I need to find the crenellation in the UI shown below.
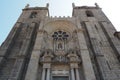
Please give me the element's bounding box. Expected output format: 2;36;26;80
58;16;61;18
48;16;72;19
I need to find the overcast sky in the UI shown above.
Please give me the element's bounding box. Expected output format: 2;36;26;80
0;0;120;45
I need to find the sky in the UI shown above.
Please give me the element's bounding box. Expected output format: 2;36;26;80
0;0;120;45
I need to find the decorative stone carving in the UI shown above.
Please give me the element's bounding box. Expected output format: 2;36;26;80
39;49;52;64
54;55;68;63
52;30;69;52
52;70;69;75
25;4;29;8
67;50;81;63
95;3;100;8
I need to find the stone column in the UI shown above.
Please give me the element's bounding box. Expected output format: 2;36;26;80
70;63;80;80
42;52;52;80
25;22;44;80
46;68;50;80
75;68;80;80
68;53;79;80
71;68;75;80
41;68;46;80
76;18;96;80
42;63;51;80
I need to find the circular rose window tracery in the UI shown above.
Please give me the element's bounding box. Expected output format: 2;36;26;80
52;30;69;40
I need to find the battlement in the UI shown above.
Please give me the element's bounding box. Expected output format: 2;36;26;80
72;3;100;9
47;16;72;19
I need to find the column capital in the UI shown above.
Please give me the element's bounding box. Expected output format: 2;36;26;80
70;63;79;68
43;63;51;68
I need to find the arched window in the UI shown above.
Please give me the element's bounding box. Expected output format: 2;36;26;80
86;10;94;17
52;30;69;51
52;30;69;41
30;12;37;18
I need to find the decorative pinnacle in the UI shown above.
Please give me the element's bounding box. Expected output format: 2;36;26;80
25;4;30;8
72;3;75;8
95;3;99;8
46;3;49;8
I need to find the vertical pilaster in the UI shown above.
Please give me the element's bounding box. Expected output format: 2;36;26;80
100;22;120;58
25;21;44;80
84;21;111;80
8;59;24;80
0;22;21;64
80;50;96;80
8;22;37;80
76;18;96;80
0;22;21;74
1;22;21;50
18;22;36;56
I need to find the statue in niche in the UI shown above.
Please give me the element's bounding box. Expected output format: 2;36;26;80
58;43;62;50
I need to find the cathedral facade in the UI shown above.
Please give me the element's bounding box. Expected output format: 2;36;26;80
0;3;120;80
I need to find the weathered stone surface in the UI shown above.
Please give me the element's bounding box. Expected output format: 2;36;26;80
0;3;120;80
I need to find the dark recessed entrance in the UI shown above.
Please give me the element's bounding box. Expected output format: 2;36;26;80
52;76;69;80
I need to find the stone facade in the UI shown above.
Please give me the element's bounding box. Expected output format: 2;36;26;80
0;3;120;80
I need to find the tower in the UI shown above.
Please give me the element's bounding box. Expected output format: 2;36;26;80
0;3;120;80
